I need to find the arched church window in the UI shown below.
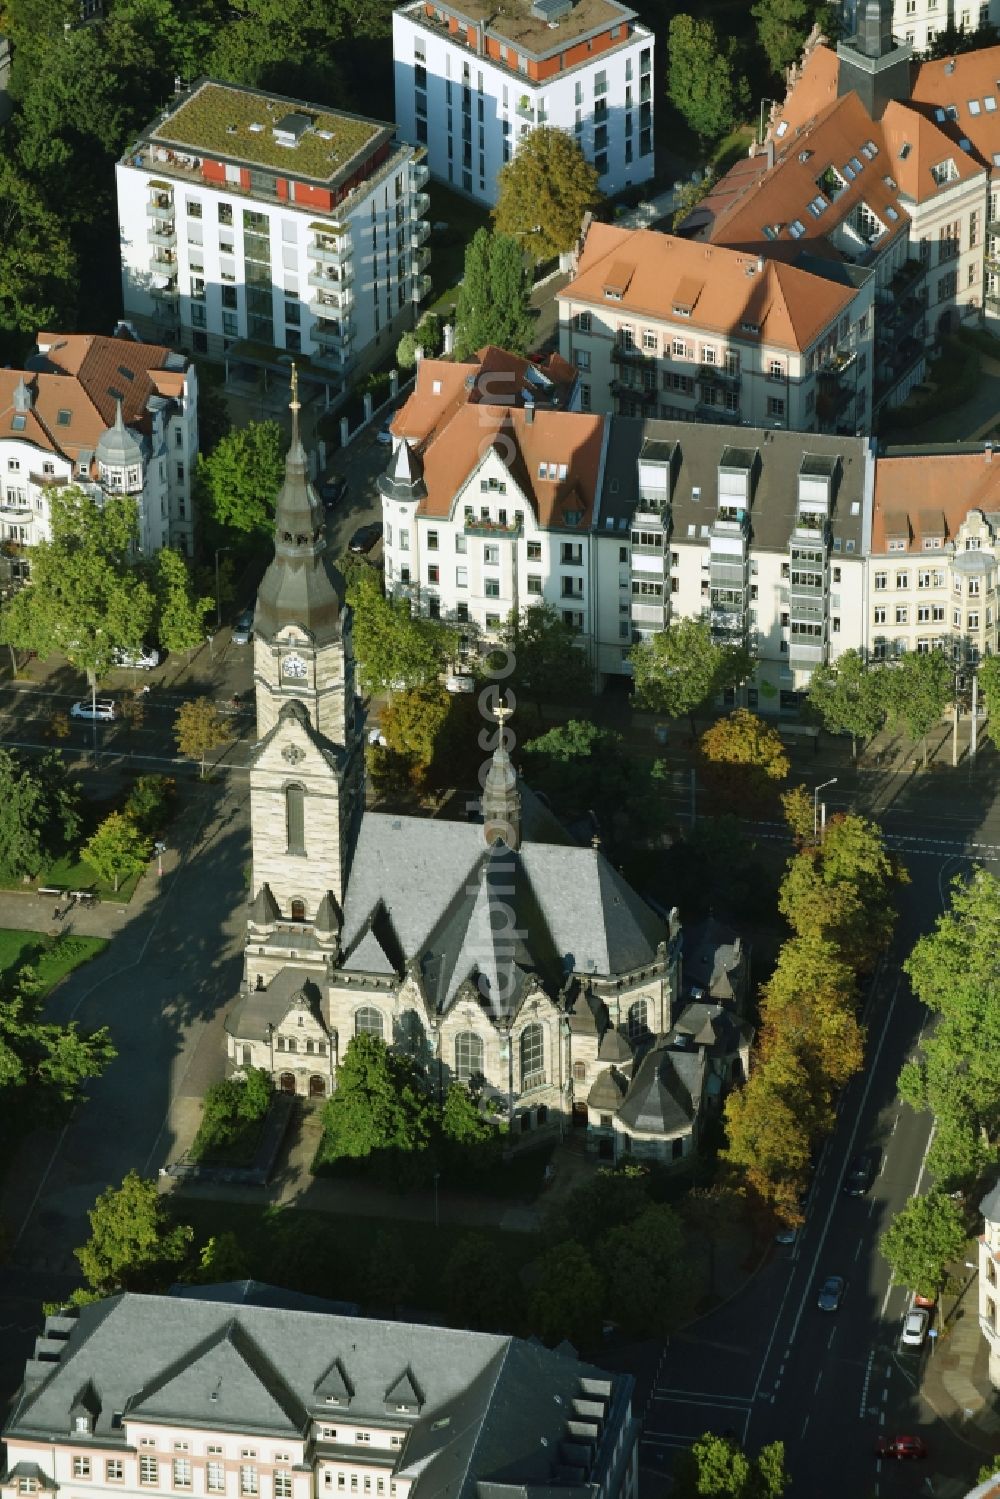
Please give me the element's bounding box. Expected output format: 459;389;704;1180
454;1031;483;1082
520;1023;544;1090
355;1006;384;1039
626;998;650;1044
285;784;305;855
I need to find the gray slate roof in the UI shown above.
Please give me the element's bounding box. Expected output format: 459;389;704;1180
981;1178;1000;1224
170;1283;358;1316
226;969;326;1041
7;1294;631;1499
597;418;869;556
683;916;745;1004
617;1044;706;1136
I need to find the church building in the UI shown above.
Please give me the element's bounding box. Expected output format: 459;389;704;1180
225;382;702;1154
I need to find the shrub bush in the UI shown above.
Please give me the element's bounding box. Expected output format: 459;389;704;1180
123;775;176;836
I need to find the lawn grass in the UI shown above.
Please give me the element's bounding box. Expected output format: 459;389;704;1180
175;1196;540;1316
189;1111;268;1167
0;929;108;996
0;792;145;903
426;182;492;317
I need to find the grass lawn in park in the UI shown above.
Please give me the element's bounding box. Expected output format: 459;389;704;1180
0;929;108;996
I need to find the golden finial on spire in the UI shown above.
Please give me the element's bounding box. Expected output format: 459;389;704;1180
494;700;512;729
289;362;300;413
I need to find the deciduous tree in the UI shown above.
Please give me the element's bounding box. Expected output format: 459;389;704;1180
0;160;77;355
778;813;904;970
667;15;750;144
759;935;863;1095
314;1034;437;1182
0;749;80;881
880;1191;966;1300
75;1170;193;1294
723;1049;819;1220
597;1205;698;1337
380;685;452;786
154;549;213;656
454;229;533;360
443;1233;515;1331
190;1231;251;1285
528;1240;604;1349
673;1433;789;1499
81;812;151;893
352;569;458;697
174;697;230;778
979;654;1000;746
496;603;592;721
698;709;789;811
885;647;953;768
196;420;285;539
630;617;753;735
752;0;811;76
805;649;887;759
493;126;600;263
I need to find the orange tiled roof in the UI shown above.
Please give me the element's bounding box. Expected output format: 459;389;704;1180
881;98;985;199
872;450;1000;551
910;46;1000;172
560;221;858;353
704;92;909;258
392;346;577;449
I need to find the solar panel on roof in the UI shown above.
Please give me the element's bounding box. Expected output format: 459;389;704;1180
11;414;25;431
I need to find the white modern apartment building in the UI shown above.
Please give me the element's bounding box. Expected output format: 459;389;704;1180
116;79;431;393
867;445;1000;662
559;221;876;434
593;421;872;708
0;328;198;568
392;0;653;206
0;1291;639;1499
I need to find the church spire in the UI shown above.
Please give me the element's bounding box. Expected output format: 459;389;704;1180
254;364;343;646
482;703;521;851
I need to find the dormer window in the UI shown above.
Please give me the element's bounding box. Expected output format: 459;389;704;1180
75;1416;91;1434
931;158;959;186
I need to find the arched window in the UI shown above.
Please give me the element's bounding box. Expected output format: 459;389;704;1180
355;1006;384;1039
520;1023;544;1090
454;1031;483;1082
290;898;306;921
285;784;305;855
626;998;650;1044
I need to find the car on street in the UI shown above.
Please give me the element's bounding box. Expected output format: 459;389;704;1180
843;1152;877;1197
817;1274;845;1311
774;1224;798;1246
913;1290;938;1309
232;608;254;646
901;1308;929;1346
319;477;347;508
875;1434;928;1460
112;645;161;670
349;522;383;554
70;698;118;721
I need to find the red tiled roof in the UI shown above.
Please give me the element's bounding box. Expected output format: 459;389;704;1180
872;450;1000;550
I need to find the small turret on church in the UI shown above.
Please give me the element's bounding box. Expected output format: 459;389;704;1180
481;706;521;851
836;0;912;119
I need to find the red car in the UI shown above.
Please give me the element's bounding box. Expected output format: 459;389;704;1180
913;1291;937;1309
876;1435;928;1460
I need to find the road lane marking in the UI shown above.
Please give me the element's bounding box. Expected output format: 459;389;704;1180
827;1329;836;1349
801;1414;810;1438
653;1387;751;1404
650;1393;753;1412
860;1349;875;1416
855;1238;864;1261
814;1372;823;1394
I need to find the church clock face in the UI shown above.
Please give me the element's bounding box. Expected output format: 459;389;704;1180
282;652;308;680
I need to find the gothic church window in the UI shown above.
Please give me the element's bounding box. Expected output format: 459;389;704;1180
355;1006;384;1039
285;784;305;855
454;1031;483;1081
520;1023;544;1090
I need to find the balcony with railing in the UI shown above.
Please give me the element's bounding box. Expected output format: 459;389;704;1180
411;273;432;301
150;256;179;280
411;192;430;219
465;517;523;538
412;219;431;248
312;319;354;354
310;236;351;265
631;601;668;628
146;198;175;221
698;362;741;388
611;379;656;404
411;160;430;191
147;224;177;248
310;287;353;317
696;402;742;425
151;284;179;303
411;246;431;276
611;343;654;367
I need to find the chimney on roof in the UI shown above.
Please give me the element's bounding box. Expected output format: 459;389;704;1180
986;442;993;463
524;398;534;424
945;56;956;74
757;255;764;273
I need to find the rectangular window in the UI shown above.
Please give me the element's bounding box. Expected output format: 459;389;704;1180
455;566;467;588
240;1471;258;1496
483;544;499;565
427;530;439;550
140;1458;159;1486
427;564;439;584
106;1463;124;1484
173;1462;192;1490
527;574;542;594
874;571;887;590
274;1479;292;1499
73;1460;92;1480
896;572;909;590
484;578;501;597
207;1465;225;1493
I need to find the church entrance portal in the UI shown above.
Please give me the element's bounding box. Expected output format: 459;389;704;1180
309;1074;326;1097
279;1072;296;1094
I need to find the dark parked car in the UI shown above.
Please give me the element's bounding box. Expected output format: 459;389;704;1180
875;1434;928;1460
318;477;347;508
349;522;383;555
844;1152;877;1197
817;1275;846;1312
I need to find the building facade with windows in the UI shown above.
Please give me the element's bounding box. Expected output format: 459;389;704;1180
979;1176;1000;1389
0;1290;640;1499
866;447;1000;662
116;79;430;390
592;420;872;708
558;221;875;433
0;329;198;566
392;0;653;206
874;0;1000;56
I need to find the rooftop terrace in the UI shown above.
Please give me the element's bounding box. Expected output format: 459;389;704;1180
403;0;640;56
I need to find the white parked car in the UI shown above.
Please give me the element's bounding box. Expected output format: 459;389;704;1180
70;699;118;722
112;646;160;670
445;674;476;694
902;1309;929;1347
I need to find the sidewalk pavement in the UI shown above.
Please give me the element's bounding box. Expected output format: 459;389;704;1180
921;1277;1000;1458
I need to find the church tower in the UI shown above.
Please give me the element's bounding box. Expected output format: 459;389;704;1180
247;371;362;926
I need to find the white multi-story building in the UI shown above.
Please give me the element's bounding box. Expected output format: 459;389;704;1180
392;0;653;206
0;1291;640;1499
844;0;1000;54
559;221;876;434
0;328;198;569
116;79;431;394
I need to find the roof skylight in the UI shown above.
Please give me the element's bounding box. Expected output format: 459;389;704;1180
987;96;998;112
969;98;982;115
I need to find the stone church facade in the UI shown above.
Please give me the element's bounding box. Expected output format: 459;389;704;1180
226;382;690;1147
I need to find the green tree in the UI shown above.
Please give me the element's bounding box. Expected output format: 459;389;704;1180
367;1230;416;1312
752;0;811;76
75;1170;194;1293
521;720;631;820
724;1049;821;1220
314;1034;437;1182
380;684;452;786
443;1233;514;1331
598;1205;697;1337
81;812;151;893
493;126;600;263
440;1082;494;1148
545;1165;651;1249
805;649;887;759
926;18;1000;56
880;1192;966;1300
395;330;418;370
698;709;790;811
759;935;864;1096
123;775;176;837
778;813;904;970
190;1231;251;1284
454;229;533;361
0;160;77;354
528;1240;604;1348
0;487;154;693
0;959;116;1125
196;420;285;539
414;311;442;356
979;654;1000;746
630;617;752;736
671;170;717;232
352;569;457;697
885;647;953;768
673;1433;789;1499
174;697;230;778
667;14;751;144
0;749;80;880
154;548;213;656
497;603;592;721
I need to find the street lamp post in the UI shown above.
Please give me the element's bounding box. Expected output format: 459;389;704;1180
813;777;838;839
214;547;232;630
